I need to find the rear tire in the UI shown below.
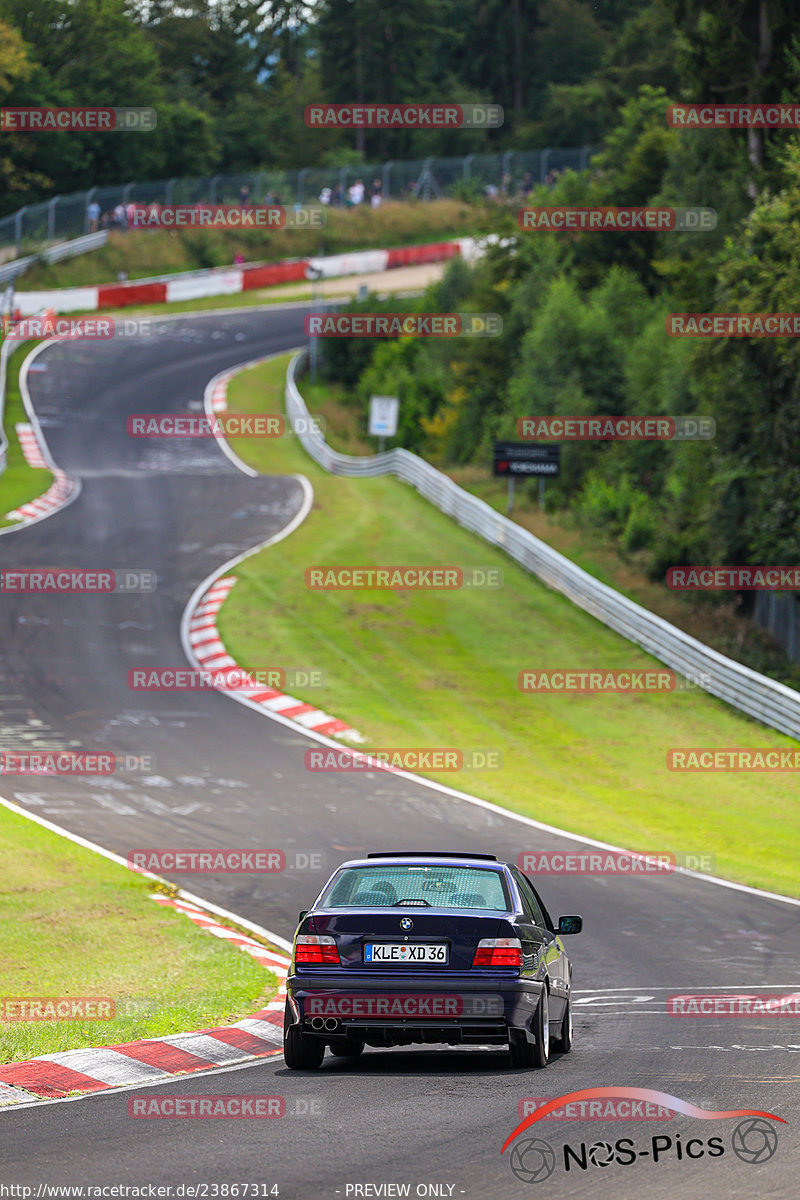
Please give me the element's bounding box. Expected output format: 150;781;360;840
509;989;551;1068
551;998;572;1054
283;1007;325;1070
328;1036;365;1058
530;988;550;1068
509;1031;536;1068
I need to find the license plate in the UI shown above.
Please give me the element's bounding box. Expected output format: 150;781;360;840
364;942;448;964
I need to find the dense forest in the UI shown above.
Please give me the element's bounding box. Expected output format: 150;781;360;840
2;0;799;640
308;3;800;623
0;0;681;207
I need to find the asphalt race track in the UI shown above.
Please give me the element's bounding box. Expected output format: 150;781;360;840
0;307;798;1198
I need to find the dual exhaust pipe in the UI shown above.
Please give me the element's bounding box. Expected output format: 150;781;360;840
310;1016;340;1031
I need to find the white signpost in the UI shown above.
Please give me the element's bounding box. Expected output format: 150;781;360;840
368;394;399;452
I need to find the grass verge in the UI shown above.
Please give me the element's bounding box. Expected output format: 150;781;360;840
292;371;800;692
215;353;800;898
0;803;280;1063
0;341;52;529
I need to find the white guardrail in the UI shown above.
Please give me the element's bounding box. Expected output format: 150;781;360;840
286;349;800;741
0;232;108;288
40;230;108;265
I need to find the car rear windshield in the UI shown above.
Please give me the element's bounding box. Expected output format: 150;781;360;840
318;864;509;910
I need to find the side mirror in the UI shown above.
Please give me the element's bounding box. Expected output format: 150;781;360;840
297;910;308;925
558;914;583;935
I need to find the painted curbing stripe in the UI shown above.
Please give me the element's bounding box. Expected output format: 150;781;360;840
189;630;222;646
195;642;227;659
184;576;365;737
15;423;47;466
199;654;237;670
309;718;351;736
0;1082;37;1106
7;397;80;528
38;1047;170;1086
232;1018;284;1044
0;1060;111;1098
159;1032;258;1065
198;1027;280;1056
276;702;317;719
251;1008;285;1024
110;1040;217;1073
257;694;306;713
198;925;255;943
294;709;341;729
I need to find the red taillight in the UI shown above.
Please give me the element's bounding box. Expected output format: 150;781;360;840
472;937;523;968
294;934;340;965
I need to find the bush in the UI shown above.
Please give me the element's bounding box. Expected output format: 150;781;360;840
621;492;658;553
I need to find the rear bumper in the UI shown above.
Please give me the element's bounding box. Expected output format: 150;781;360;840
286;972;542;1045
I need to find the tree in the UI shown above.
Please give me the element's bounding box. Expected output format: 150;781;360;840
664;0;797;193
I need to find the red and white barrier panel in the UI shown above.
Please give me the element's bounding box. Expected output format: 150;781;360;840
15;240;476;316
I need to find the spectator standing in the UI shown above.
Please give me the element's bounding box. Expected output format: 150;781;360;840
239;184;250;207
370;179;382;208
87;200;101;233
348;178;365;205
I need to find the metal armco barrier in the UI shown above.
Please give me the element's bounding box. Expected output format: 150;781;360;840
41;230;108;264
286;350;800;741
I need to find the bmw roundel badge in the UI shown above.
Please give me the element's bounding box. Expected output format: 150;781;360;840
400;917;413;930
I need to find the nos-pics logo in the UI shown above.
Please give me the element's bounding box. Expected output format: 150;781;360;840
502;1089;782;1183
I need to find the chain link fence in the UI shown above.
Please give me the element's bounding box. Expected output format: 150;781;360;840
0;147;595;262
754;593;800;664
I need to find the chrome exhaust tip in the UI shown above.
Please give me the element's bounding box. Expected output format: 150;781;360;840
310;1016;326;1030
324;1017;340;1032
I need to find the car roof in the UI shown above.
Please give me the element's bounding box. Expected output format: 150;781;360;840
335;853;507;870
